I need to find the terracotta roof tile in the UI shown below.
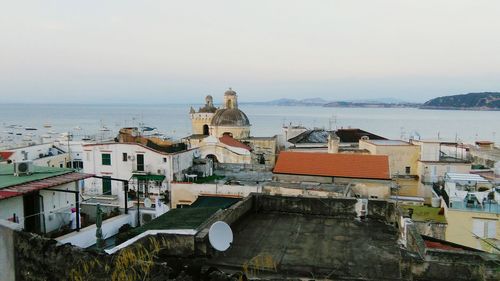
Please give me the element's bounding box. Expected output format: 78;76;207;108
0;151;14;161
273;151;390;180
219;135;252;151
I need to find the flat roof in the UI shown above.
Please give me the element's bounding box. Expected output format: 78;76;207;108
445;172;489;183
208;211;402;279
401;205;446;223
365;140;412;146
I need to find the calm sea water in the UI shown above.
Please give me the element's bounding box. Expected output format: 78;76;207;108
0;103;499;145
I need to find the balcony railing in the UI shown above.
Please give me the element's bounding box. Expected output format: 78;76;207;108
449;200;499;214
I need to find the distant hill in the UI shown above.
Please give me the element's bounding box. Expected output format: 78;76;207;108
421;92;500;110
323;101;420;108
248;98;330;106
244;97;414;107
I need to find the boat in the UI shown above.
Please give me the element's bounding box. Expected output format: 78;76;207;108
25;127;37;131
99;126;111;132
74;126;82;130
43;123;52;128
81;135;93;141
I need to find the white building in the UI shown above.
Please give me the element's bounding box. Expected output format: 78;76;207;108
82;142;200;208
0;143;69;168
0;163;92;234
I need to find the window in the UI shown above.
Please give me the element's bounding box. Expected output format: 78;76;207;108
74;161;84;169
123;153;128;162
102;153;111;165
137;154;144;171
163;157;167;163
102;176;112;195
472;218;497;238
405;166;411;174
203;124;209;135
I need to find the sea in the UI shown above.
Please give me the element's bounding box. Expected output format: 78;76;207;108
0;103;499;148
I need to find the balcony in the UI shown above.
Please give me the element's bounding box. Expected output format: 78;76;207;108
449;199;499;214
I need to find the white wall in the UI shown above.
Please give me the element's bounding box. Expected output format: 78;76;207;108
0;181;80;233
0;197;24;228
40;182;78;233
83;143;198;207
55;213;133;248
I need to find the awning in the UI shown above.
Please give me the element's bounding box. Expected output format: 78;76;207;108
131;174;166;181
0;172;93;200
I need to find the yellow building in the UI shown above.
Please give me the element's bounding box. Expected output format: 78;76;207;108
359;139;420;176
441;173;499;253
359;139;420;197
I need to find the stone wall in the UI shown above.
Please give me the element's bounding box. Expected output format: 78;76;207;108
254;194;358;217
412;221;447;240
12;229;205;281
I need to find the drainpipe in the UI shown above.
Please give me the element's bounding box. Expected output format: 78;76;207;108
124;181;128;214
75;191;80;232
38;194;46;234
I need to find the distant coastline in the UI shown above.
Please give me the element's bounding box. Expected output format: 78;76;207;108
419;106;500;111
243;92;500;111
421;92;500;111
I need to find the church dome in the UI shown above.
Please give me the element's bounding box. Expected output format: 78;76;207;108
211;108;250;127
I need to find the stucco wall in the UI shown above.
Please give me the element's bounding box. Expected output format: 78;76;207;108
190;112;214;135
0;197;24;227
360;140;420;176
198;143;251;164
83;143;197;207
0;220;21;281
41;182;78;233
418;161;471;184
273;173;333;184
444;203;500;252
210;125;250;139
170;183;260;208
55;213;133;248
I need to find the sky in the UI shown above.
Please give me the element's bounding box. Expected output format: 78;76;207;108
1;0;499;104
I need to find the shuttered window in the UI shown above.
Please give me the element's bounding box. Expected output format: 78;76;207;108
102;153;111;166
472;219;497;238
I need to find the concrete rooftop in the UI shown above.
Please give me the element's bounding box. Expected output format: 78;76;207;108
207;211;403;279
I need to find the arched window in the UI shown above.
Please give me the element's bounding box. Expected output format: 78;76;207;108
206;154;218;163
203;124;209;135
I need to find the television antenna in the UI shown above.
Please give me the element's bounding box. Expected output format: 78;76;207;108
208;221;233;251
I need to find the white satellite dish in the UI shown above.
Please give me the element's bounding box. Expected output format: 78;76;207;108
144;198;152;208
208;221;233;251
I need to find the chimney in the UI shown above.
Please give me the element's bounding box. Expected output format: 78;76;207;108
328;132;340;154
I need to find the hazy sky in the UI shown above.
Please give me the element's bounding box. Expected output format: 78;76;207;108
1;0;499;103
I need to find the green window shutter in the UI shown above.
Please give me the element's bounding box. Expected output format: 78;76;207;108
102;153;111;165
102;176;112;195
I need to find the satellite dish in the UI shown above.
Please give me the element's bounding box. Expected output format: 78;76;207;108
144;198;152;208
208;221;233;251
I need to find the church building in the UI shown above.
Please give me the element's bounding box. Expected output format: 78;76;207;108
186;89;277;166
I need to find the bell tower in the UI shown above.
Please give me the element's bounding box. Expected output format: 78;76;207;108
223;88;238;109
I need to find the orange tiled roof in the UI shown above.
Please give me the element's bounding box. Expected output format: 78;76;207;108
0;151;14;161
219;135;252;151
273;151;390;180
